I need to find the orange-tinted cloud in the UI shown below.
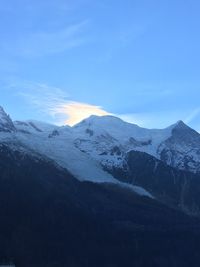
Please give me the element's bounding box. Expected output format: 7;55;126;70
56;101;110;126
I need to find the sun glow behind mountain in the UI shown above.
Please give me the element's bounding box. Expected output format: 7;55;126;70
56;102;110;126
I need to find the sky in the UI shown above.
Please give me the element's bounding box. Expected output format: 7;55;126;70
1;0;200;130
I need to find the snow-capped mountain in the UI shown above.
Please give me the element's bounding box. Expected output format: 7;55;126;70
2;105;200;209
0;107;152;198
71;115;200;174
72;115;171;168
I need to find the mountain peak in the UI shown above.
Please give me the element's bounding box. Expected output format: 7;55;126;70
175;120;186;127
170;120;190;131
74;115;139;129
0;106;16;132
0;106;6;116
168;119;200;142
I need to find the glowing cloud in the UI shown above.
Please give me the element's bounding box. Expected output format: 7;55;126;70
13;81;110;125
56;101;110;126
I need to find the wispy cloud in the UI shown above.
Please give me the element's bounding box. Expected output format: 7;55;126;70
16;82;68;114
8;81;181;128
1;20;89;57
184;108;200;124
10;81;109;125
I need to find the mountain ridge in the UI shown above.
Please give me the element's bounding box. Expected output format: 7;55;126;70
2;105;200;212
2;105;200;175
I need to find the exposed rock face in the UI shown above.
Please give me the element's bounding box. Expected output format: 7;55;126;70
103;149;200;215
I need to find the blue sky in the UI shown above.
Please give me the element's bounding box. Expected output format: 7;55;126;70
1;0;200;130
